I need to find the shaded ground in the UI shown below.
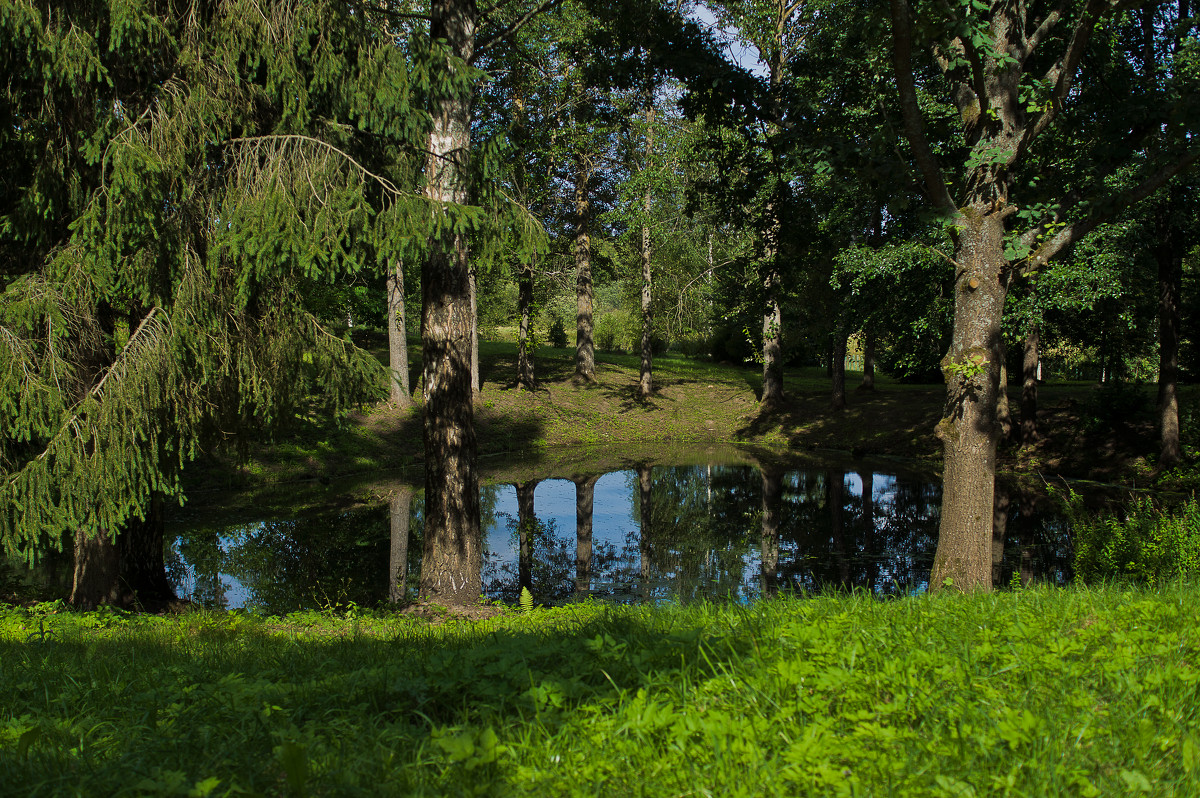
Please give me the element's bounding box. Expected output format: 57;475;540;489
187;341;1194;494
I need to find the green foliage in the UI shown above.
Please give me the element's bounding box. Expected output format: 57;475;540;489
1072;496;1200;584
2;587;1200;794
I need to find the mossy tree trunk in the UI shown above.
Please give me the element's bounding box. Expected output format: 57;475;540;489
418;0;482;607
931;212;1008;593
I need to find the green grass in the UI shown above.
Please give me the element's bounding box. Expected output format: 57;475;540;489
3;585;1200;796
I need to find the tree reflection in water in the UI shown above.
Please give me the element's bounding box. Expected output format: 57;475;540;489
167;461;1073;613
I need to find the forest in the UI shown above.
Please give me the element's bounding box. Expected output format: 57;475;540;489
2;0;1200;610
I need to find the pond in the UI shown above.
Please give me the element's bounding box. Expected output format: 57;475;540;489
163;446;1074;613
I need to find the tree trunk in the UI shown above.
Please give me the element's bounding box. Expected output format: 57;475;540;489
517;255;535;390
1020;323;1039;446
389;485;414;603
997;360;1012;440
859;330;876;391
515;481;537;594
1157;227;1183;470
638;194;654;398
931;212;1007;593
831;327;848;410
574;154;595;382
573;476;598;596
760;465;782;597
638;465;652;598
638;102;655;399
417;0;482;607
387;259;411;407
991;487;1010;588
117;492;175;607
761;282;783;405
70;530;125;609
470;265;480;399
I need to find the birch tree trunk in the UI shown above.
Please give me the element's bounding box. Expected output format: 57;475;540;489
417;0;482;607
639;100;655;398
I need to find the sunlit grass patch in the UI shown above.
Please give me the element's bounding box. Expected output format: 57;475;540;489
3;586;1198;795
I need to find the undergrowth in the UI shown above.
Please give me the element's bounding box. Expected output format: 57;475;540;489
2;587;1199;796
1072;495;1200;584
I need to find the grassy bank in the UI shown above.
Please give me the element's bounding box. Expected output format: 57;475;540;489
3;585;1198;796
191;340;1189;493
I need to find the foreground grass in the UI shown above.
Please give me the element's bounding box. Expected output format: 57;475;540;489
3;586;1199;796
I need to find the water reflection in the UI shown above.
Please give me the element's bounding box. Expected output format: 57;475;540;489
166;459;1073;613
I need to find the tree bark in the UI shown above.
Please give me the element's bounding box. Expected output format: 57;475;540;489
1020;323;1039;446
389;485;414;603
638;102;655;399
1156;222;1183;470
859;330;876;391
470;265;481;399
515;481;537;594
387;259;411;406
997;360;1012;440
117;492;175;607
417;0;482;607
70;530;125;609
760;271;784;406
831;327;848;410
517;254;535;390
573;476;598;596
991;487;1010;588
760;465;782;597
574;153;595;382
930;212;1008;593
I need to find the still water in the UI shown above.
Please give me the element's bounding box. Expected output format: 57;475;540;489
165;456;1073;613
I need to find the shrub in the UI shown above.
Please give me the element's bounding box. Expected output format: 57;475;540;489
594;310;637;353
547;317;568;349
1072;495;1200;583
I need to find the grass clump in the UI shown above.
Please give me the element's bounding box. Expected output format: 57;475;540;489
2;587;1199;796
